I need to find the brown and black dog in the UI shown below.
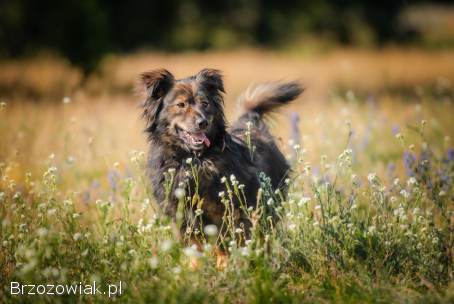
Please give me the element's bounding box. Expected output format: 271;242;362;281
139;68;302;244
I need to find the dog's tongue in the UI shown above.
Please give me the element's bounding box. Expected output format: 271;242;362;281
193;132;211;147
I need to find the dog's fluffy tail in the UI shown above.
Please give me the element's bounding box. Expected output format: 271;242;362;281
238;81;303;116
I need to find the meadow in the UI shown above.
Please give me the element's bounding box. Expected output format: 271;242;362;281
0;48;453;303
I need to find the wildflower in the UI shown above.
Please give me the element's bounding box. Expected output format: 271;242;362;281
160;240;172;252
240;247;250;256
66;156;76;164
368;226;376;233
204;224;218;236
149;256;158;269
168;168;176;174
218;191;225;198
235;228;243;234
174;188;185;199
400;189;409;198
266;198;273;206
63;199;73;206
395;133;403;140
407;177;417;186
284;178;290;185
195;209;203;216
439;190;446;197
36;228;48;238
314;205;321;210
298;196;311;207
220;176;227;183
185;157;192;164
390;196;397;203
367;173;377;183
73;233;82;241
238;184;245;190
62;96;71;104
230;174;236;182
183;245;201;258
47;209;57;216
72;213;80;219
393;178;400;186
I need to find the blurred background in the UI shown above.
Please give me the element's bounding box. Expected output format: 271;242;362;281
1;0;454;190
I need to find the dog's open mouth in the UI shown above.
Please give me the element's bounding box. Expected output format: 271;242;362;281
176;126;211;150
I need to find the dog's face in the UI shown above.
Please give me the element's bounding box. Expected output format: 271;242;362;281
140;69;225;152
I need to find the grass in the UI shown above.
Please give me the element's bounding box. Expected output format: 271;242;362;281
0;49;454;303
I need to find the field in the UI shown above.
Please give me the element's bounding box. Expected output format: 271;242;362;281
1;48;454;303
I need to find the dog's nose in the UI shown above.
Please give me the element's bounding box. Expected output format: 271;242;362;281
196;117;208;129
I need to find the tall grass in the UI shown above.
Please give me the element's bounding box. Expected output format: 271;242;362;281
1;50;454;303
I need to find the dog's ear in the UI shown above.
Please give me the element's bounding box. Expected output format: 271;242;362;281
139;69;174;132
196;69;225;93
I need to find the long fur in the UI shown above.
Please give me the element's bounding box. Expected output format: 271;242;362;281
140;69;303;242
238;81;303;116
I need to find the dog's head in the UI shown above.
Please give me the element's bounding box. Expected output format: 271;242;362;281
139;68;226;153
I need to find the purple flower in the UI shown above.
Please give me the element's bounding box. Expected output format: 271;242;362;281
447;149;454;162
391;125;400;136
403;151;416;177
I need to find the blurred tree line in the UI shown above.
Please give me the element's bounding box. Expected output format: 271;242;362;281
0;0;451;71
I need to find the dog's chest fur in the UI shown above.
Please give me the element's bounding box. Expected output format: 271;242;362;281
147;137;260;228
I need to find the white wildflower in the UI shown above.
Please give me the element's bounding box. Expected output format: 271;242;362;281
174;188;185;199
73;233;82;241
298;197;311;206
160;239;172;252
407;177;417;186
367;173;377;183
204;224;218;236
400;189;409;198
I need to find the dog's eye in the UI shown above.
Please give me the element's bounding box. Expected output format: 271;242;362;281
201;101;209;108
176;102;186;108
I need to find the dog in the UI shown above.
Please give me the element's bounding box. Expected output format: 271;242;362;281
139;68;302;246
